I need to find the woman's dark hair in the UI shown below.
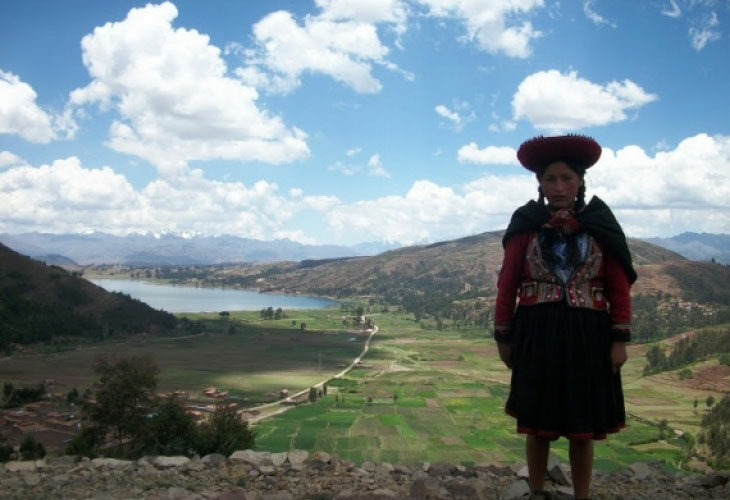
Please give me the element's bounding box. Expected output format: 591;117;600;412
536;161;586;267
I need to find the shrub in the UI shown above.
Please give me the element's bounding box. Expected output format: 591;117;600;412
19;435;46;460
678;368;693;380
196;405;255;456
65;426;105;458
142;396;198;456
0;439;13;462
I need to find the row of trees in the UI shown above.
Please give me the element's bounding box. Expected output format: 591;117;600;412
644;326;730;375
698;393;730;468
67;356;254;459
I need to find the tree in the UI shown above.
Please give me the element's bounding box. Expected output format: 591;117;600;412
300;322;307;330
66;387;80;405
291;320;297;327
706;394;716;408
694;398;699;409
274;307;283;320
86;355;158;450
219;311;230;320
308;386;318;403
143;395;197;456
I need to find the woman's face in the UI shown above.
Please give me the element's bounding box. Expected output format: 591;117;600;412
539;161;583;209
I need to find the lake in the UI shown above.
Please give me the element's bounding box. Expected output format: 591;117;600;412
91;279;338;313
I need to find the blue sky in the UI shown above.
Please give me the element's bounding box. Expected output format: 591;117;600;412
1;0;728;245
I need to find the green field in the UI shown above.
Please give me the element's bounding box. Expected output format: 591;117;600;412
0;307;362;404
3;306;725;470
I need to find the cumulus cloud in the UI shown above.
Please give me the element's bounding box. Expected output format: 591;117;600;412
0;151;25;169
323;134;730;242
69;2;308;175
689;11;721;50
457;143;518;165
241;7;404;95
0;70;77;143
0;156;335;238
316;0;409;33
416;0;544;58
583;0;616;27
512;70;657;132
346;147;362;157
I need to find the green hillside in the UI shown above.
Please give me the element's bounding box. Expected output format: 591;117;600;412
0;243;176;352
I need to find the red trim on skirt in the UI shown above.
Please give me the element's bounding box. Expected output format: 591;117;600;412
506;407;625;441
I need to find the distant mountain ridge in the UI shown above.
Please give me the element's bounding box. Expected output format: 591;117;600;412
0;232;400;265
645;232;730;264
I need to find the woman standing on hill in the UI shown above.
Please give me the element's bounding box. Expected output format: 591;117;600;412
494;135;636;500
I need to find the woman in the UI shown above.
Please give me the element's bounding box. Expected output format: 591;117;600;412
494;135;636;500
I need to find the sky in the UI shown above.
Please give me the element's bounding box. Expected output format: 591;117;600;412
1;0;729;246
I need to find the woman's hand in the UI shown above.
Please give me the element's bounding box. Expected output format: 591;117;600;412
610;342;628;374
497;342;512;369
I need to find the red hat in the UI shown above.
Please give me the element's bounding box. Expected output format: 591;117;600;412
517;134;602;173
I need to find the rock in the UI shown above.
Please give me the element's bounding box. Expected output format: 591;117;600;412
475;463;513;477
92;458;134;469
500;479;530;500
214;488;249;500
362;461;376;472
230;450;272;466
202;453;227;466
444;478;478;498
271;452;288;467
23;472;42;486
427;462;452;477
260;492;293;500
686;473;729;488
259;465;276;476
312;451;331;463
409;477;442;499
370;488;397;498
516;465;529;480
4;461;37;472
44;455;78;467
154;456;191;468
628;462;653;481
286;450;308;466
546;460;571;486
159;486;199;499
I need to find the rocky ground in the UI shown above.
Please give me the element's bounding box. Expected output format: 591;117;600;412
1;450;728;500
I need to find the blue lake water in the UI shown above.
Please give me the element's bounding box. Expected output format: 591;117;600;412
91;279;338;313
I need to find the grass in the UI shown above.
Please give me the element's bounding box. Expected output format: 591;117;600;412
3;305;717;470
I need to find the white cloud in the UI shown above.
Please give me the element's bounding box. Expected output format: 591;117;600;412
316;0;409;34
243;8;402;95
0;70;77;143
69;2;308;175
583;0;616;27
0;151;25;169
367;153;391;178
416;0;544;58
512;70;657;132
457;143;518;165
346;147;362;157
0;156;313;238
661;0;682;18
323;134;730;242
435;104;461;129
689;11;721;50
328;153;390;177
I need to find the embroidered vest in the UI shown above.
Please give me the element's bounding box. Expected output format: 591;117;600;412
517;233;608;311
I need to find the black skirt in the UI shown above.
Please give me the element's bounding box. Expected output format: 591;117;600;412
505;301;625;440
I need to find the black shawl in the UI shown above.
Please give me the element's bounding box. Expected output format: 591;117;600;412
502;196;637;284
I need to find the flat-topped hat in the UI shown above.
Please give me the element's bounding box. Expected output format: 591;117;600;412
517;134;602;173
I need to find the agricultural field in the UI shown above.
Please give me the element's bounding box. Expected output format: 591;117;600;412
252;312;728;471
2;305;726;470
0;306;362;405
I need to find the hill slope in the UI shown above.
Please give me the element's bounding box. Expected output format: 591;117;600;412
0;243;176;350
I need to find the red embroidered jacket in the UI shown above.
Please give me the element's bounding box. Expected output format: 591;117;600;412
494;231;632;343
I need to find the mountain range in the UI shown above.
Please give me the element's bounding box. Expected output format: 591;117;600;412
1;231;727;266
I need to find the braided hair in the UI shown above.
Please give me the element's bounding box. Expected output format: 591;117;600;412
535;161;586;267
